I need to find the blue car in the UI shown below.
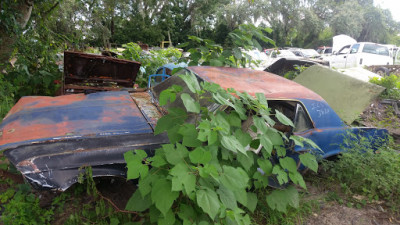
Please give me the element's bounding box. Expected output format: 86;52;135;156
0;66;387;190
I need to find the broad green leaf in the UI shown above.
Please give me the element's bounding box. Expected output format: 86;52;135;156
178;204;197;223
279;157;298;173
163;143;189;165
217;185;237;210
235;129;252;148
151;179;179;216
289;171;306;189
189;147;212;164
179;72;201;93
233;47;242;59
221;135;246;155
125;190;152;212
138;173;160;197
124;150;148;180
170;162;196;194
259;134;273;155
198;164;218;178
237;152;254;172
266;186;299;213
159;89;176;106
245;192;258;212
290;136;304;147
275;110;294;127
299;153;318;173
210;59;223;67
158;209;176;225
272;165;288;185
220;166;249;190
179;124;202;147
256;93;268;108
257;158;273;176
253;116;268;134
196;189;221;219
181;93;200;113
155;108;187;135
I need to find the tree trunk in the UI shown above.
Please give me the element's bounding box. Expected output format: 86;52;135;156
0;0;33;66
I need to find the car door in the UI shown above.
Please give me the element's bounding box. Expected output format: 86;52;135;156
329;45;351;69
345;44;360;68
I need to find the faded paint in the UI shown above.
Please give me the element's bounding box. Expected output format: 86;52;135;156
0;91;153;150
294;65;385;124
188;66;324;101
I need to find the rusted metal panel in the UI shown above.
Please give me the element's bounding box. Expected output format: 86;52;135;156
0;91;153;150
63;51;141;94
188;66;324;101
130;92;164;129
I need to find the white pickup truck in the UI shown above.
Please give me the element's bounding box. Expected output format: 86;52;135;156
326;42;393;69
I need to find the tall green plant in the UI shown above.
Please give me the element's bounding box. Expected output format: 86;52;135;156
124;72;319;224
179;24;275;68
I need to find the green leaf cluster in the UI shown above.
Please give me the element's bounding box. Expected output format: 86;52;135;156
124;71;320;223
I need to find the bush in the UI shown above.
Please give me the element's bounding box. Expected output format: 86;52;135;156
119;43;183;87
369;74;400;100
323;133;400;209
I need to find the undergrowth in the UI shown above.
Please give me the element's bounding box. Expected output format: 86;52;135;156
369;74;400;100
322;133;400;211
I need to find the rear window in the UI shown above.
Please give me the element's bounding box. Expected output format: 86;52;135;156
362;44;389;56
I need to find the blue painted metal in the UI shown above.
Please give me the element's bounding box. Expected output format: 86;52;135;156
292;98;388;159
0;91;153;151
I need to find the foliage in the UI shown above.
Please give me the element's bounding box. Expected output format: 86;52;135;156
369;74;400;100
119;43;182;87
252;190;319;225
283;65;309;80
124;70;319;223
322;133;400;209
180;24;274;68
1;183;53;225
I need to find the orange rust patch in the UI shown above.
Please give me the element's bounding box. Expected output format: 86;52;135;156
188;66;324;101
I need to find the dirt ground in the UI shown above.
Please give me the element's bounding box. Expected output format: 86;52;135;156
360;100;400;144
303;178;400;225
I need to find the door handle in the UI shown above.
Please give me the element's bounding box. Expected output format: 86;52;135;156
343;56;347;58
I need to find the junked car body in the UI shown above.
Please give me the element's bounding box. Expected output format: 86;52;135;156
0;66;387;191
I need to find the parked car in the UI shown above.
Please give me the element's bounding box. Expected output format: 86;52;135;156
317;46;332;56
325;42;393;69
289;48;321;59
0;66;387;190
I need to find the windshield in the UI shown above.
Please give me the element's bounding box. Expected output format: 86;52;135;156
302;49;319;57
275;50;297;57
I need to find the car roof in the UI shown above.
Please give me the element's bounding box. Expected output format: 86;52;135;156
187;66;324;101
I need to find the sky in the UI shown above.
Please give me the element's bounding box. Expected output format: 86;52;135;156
374;0;400;22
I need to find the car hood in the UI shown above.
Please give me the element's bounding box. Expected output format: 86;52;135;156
0;91;153;150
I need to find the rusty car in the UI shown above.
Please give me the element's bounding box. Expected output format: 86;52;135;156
0;66;388;190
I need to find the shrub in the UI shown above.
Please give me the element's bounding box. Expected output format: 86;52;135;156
369;74;400;100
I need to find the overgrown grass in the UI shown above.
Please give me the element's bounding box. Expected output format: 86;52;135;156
322;134;400;211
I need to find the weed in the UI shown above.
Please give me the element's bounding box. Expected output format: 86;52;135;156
252;189;319;225
369;74;400;100
322;133;400;210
